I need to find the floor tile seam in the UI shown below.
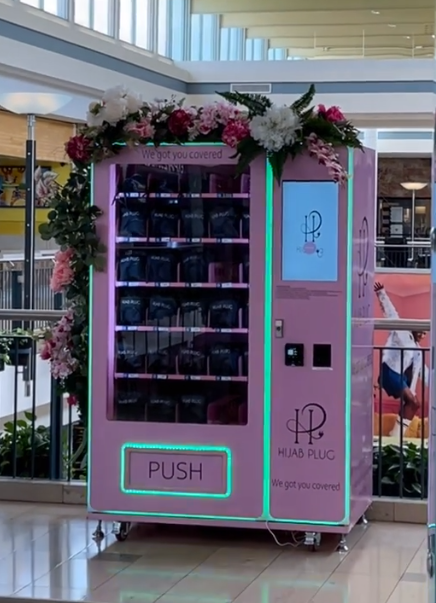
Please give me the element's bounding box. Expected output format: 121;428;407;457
44;558;131;592
146;548;219;603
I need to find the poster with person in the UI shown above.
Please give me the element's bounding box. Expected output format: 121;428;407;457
373;272;430;444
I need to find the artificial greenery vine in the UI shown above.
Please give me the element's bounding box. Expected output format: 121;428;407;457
39;169;105;423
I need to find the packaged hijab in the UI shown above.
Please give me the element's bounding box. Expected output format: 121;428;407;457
181;253;207;283
146;253;176;282
119;295;145;326
241;211;250;239
181;209;205;238
116;390;144;421
178;347;206;375
242;254;249;283
116;340;144;373
209;299;239;329
119;200;146;237
147;349;176;374
118;252;144;282
180;395;207;423
147;396;176;423
148;296;177;322
209;207;239;238
209;344;240;377
149;208;179;238
180;300;205;327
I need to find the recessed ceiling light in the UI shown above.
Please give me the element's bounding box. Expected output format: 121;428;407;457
415;45;423;49
387;24;396;28
371;10;380;14
432;34;435;39
404;35;411;39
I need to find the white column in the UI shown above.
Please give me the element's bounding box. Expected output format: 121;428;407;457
362;129;378;151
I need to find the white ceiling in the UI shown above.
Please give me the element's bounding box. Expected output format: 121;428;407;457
192;0;435;58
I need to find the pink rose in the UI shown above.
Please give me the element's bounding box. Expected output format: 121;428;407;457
50;248;75;293
222;119;250;148
124;120;155;140
317;104;345;123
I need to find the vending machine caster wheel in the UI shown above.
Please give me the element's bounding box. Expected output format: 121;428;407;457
92;520;105;541
358;514;368;526
304;532;321;551
113;521;131;541
336;535;348;553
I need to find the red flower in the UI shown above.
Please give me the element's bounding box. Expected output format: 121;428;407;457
65;135;93;164
67;394;78;406
317;104;345;123
167;109;193;136
222;119;250;149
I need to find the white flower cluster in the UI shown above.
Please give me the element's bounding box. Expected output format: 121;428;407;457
249;106;301;152
86;86;143;127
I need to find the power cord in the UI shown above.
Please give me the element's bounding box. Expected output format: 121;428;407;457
265;521;305;548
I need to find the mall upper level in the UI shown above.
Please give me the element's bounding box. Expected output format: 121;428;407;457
0;0;435;128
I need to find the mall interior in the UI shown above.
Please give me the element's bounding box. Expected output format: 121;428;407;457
0;0;435;602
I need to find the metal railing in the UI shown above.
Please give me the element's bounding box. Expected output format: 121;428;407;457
376;240;431;270
0;313;431;502
0;255;63;330
373;318;430;499
0;309;80;482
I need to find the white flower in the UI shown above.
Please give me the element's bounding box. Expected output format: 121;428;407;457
125;91;143;114
86;102;104;127
102;85;127;103
102;98;128;124
249;106;301;152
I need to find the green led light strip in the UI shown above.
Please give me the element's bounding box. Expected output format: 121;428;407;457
264;151;354;526
120;443;232;498
262;162;274;519
87;164;94;509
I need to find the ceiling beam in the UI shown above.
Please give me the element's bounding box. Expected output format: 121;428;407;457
246;25;432;38
192;0;433;13
221;9;432;28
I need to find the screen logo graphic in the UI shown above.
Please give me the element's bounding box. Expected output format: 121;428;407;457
286;403;327;445
300;211;323;257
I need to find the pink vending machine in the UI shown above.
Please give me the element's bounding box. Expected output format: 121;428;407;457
89;144;375;549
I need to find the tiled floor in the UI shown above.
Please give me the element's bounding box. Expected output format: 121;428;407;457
0;502;429;603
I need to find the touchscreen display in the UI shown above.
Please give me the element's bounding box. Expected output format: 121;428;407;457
282;181;339;282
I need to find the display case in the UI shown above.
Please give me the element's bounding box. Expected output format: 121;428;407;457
89;144;376;547
89;145;267;526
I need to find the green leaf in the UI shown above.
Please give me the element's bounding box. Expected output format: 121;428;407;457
268;148;288;183
24;411;35;422
292;84;316;114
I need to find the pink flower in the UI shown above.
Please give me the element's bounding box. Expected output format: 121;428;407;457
40;339;54;361
42;310;78;380
222;119;250;148
306;133;348;184
51;248;75;293
317;104;345;123
65;135;93;164
124;119;155;139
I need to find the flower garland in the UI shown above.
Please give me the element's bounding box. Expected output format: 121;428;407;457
40;84;362;423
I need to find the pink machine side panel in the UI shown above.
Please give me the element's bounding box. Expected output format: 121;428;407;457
269;150;349;525
89;145;266;521
350;148;375;525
